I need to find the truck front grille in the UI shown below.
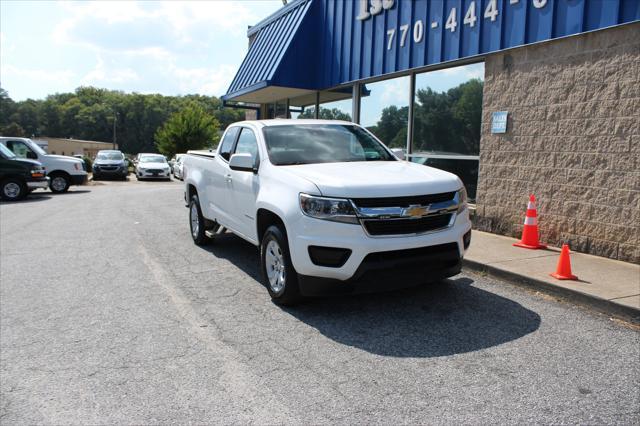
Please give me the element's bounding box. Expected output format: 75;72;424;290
362;214;453;236
352;192;456;208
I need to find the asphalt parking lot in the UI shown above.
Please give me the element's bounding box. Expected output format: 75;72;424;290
1;179;639;424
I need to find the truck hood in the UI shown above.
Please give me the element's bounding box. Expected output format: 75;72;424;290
280;161;462;198
14;158;42;168
47;154;83;164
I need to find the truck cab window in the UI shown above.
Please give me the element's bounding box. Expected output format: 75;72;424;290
219;127;240;161
234;128;260;168
6;140;37;160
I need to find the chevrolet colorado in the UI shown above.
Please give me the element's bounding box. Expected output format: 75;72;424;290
183;120;471;305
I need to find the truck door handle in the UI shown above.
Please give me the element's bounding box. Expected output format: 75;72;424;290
225;174;232;182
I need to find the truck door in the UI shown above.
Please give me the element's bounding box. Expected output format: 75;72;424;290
228;127;260;242
206;127;240;229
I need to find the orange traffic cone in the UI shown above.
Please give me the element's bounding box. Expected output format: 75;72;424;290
513;194;547;249
550;244;578;280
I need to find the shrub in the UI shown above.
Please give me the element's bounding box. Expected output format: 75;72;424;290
82;156;92;171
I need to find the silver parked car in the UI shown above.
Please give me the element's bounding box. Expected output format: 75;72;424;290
135;153;171;180
172;154;185;180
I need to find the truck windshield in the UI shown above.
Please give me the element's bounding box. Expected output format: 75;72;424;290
0;143;17;159
262;124;396;166
25;139;47;156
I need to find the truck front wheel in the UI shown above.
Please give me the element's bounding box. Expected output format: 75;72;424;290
261;225;301;306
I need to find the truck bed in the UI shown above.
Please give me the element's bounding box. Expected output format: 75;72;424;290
186;149;216;158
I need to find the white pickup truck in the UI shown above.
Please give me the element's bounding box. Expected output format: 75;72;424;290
183;120;471;305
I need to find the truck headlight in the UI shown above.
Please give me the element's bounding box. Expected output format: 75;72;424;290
299;194;359;224
457;187;468;213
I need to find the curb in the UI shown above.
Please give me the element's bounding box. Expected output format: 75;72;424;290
463;259;640;325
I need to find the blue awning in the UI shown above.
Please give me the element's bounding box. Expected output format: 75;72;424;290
222;0;317;103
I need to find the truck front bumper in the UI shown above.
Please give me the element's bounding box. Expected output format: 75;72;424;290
27;178;50;190
71;173;88;185
288;208;472;293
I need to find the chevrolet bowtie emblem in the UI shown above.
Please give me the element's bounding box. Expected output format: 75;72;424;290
404;205;429;218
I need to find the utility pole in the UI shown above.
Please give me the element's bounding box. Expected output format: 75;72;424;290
112;111;118;149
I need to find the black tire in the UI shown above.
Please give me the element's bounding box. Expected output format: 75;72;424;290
92;174;100;181
49;173;70;193
189;195;210;246
260;225;301;305
1;178;27;201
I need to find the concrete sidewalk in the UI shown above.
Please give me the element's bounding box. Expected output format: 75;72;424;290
464;230;640;322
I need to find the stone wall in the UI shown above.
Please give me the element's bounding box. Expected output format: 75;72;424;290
475;23;639;264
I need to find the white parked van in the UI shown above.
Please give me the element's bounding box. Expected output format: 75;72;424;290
0;137;88;193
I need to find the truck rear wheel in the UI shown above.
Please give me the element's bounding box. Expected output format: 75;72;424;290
1;178;27;201
189;195;210;246
261;225;301;306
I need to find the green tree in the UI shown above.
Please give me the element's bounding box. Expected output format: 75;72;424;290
0;88;16;128
411;79;484;154
155;104;220;158
452;79;483;154
298;106;351;121
0;122;25;137
367;105;408;146
10;99;41;137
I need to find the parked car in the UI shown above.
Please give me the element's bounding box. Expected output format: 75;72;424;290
172;154;186;180
183;120;471;305
92;150;128;180
135;153;171;180
0;142;49;201
0;137;87;193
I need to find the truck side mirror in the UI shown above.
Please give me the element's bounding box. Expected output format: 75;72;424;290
229;153;256;173
391;148;405;160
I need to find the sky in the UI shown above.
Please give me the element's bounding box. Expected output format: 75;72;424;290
0;0;283;101
0;0;483;122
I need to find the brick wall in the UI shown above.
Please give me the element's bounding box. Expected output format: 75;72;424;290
474;23;639;264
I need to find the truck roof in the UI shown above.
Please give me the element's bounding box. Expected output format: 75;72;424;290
231;119;354;127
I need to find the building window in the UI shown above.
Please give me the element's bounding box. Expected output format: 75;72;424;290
360;76;410;148
298;97;352;121
275;100;288;118
288;88;353;120
411;63;484;200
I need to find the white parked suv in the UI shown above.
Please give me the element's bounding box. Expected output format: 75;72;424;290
0;137;87;193
183;120;471;305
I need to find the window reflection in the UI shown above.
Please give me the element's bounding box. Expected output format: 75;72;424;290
412;63;484;200
360;76;410;148
296;90;352;121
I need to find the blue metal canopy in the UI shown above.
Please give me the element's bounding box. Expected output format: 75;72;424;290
222;0;318;102
223;0;640;103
